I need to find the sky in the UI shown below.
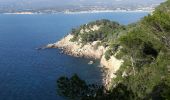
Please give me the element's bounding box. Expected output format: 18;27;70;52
0;0;166;9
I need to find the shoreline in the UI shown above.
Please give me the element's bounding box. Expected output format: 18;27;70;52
46;34;123;88
1;10;151;15
64;10;152;14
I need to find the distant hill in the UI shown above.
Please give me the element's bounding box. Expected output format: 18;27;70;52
0;0;165;9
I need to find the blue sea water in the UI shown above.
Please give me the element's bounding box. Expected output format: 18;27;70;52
0;12;148;100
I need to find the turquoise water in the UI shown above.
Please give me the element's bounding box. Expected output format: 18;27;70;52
0;12;148;100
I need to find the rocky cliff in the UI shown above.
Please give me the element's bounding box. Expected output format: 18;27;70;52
47;34;123;87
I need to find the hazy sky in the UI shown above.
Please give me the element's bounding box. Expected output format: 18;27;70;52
0;0;165;2
0;0;166;8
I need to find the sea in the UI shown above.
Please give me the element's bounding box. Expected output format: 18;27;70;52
0;12;149;100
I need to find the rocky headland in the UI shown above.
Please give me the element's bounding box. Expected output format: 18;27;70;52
47;34;123;87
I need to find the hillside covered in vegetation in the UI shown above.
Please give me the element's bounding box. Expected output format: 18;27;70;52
56;0;170;99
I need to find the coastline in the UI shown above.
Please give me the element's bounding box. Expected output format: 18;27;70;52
1;10;151;15
47;34;123;88
64;10;152;14
3;12;35;15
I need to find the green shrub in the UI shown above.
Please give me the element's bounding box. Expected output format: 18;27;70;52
105;49;113;60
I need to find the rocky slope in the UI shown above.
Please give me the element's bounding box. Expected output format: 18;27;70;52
47;34;123;87
55;1;170;99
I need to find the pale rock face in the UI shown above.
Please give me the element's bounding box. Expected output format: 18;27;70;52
80;25;101;34
91;25;101;31
47;34;123;87
100;55;123;86
53;34;105;59
100;55;123;72
122;71;128;77
46;43;55;48
80;29;84;34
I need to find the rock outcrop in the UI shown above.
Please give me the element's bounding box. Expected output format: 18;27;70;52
48;34;106;59
47;34;123;87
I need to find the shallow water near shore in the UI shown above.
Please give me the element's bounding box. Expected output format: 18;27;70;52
0;12;148;100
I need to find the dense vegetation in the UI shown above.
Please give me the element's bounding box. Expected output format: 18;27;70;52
70;19;126;45
112;0;170;99
57;0;170;99
57;74;135;100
